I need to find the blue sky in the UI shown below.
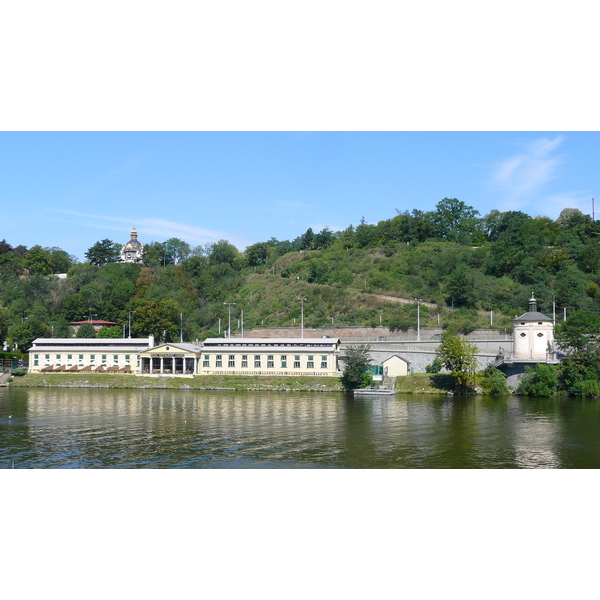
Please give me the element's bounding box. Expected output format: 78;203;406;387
1;131;597;261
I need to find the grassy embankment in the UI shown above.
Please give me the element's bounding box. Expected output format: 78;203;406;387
10;372;457;394
9;373;344;392
393;373;455;394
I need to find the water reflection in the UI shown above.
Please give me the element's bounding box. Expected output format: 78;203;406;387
1;388;600;468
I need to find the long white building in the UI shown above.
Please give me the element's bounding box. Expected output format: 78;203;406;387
28;337;154;372
27;336;342;377
198;337;341;376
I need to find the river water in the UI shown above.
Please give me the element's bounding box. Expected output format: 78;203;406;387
1;387;600;468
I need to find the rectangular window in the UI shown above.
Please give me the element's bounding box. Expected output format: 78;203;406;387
294;355;301;368
90;355;95;361
125;355;130;361
102;355;107;363
67;354;73;360
321;356;328;369
34;354;38;359
203;355;210;367
79;355;84;360
56;354;61;360
34;359;39;366
307;355;314;368
228;355;235;368
45;354;49;360
254;355;261;368
216;355;222;367
267;355;274;368
242;355;248;368
281;355;287;368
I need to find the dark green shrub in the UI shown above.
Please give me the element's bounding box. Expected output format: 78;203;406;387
426;358;442;374
519;364;559;397
479;365;509;395
10;366;28;377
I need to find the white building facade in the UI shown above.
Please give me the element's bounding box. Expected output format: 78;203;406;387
28;337;153;373
198;337;341;376
512;296;555;361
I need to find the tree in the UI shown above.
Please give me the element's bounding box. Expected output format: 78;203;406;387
520;364;559;397
97;325;123;338
26;245;52;275
164;238;191;265
555;310;600;356
431;198;482;244
435;328;478;391
208;240;239;266
76;323;97;338
340;344;373;390
85;239;120;266
245;242;269;266
133;298;182;341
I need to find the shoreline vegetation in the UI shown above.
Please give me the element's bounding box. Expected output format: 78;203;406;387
7;372;466;395
8;373;345;392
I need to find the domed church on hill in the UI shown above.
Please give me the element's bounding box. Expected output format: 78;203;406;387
119;227;144;263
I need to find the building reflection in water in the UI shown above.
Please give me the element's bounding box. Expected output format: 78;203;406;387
8;388;587;469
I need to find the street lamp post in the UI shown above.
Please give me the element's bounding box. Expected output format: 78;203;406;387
297;297;306;338
223;303;235;338
180;312;183;343
415;298;421;342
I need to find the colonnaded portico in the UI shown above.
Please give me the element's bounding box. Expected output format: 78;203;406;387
139;343;203;376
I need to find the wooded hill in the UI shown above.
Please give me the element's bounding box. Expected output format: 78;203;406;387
1;198;599;350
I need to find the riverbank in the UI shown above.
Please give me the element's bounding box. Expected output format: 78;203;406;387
8;373;345;392
8;372;448;394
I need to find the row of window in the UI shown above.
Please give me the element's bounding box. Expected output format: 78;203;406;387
35;354;131;361
33;353;132;366
203;354;329;369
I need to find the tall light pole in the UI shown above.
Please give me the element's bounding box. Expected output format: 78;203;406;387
180;312;183;343
128;311;132;338
415;298;421;342
224;303;235;338
297;297;306;338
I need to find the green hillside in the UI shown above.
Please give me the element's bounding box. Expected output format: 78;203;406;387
1;199;599;350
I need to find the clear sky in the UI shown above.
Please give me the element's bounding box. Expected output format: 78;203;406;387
0;131;597;261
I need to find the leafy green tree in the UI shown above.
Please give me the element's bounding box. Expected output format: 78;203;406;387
555;310;600;356
0;311;8;342
52;316;72;338
97;325;123;338
47;247;76;273
479;365;509;395
9;319;50;351
431;198;482;244
245;242;269;266
209;240;239;266
26;245;52;275
85;239;120;266
133;298;182;341
164;238;191;265
76;323;97;338
435;328;478;391
446;266;476;308
340;345;373;390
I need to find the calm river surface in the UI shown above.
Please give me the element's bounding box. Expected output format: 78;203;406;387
2;387;600;468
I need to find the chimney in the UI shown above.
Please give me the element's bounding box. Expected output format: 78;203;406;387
148;334;155;348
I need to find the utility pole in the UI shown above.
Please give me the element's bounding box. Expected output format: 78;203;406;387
297;297;306;338
128;311;132;338
415;298;421;342
180;312;183;343
241;309;244;338
224;303;235;338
